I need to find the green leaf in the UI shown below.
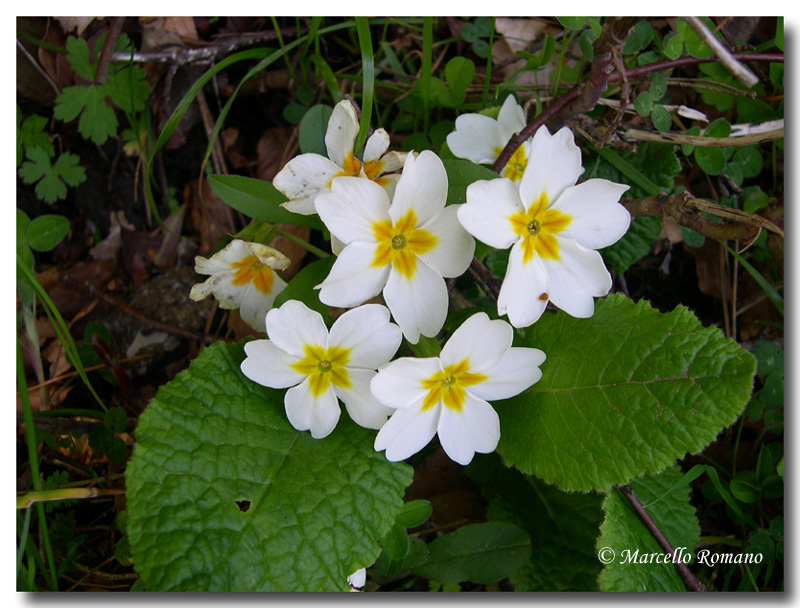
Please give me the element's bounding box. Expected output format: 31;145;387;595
731;146;764;179
410;521;531;584
775;17;783;51
467;454;604;591
680;226;705;248
298;104;333;155
557;17;586;30
729;471;760;503
601;216;662;274
444;57;475;97
19;114;54;161
634;91;654;117
650;71;668;100
441;159;499;206
26;215;70;251
370;536;429;582
650;105;671;132
19;149;87;204
695;147;727;175
65;36;95;81
206;174;324;230
17;209;30;247
680;18;715;59
104;407;127;434
272;256;334;319
105;65;150;114
578;29;598;61
597;466;701;591
394;500;432;529
54;85;118;145
498;295;756;492
753;341;783;378
623;20;653;55
380;523;410;560
126;341;412;591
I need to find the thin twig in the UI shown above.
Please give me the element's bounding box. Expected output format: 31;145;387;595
94;17;125;85
683;17;759;88
16;39;62;97
621;123;784;147
620;485;705;592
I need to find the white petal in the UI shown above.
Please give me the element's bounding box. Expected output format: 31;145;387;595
496;95;526;137
551;179;631;250
446;114;506;164
383;261;448;344
334;368;394;430
325;100;359;167
370;357;442;410
437;393;500;465
237;274;286;333
540;238;612;318
459;178;524;249
193;239;253;275
285;380;341;439
189;275;242;309
417;205;475;278
497;241;550;328
347;569;366;589
364;128;391;162
328;304;402;369
440;312;512;372
468;347;546;402
374;404;440;462
316;177;391;245
241;339;305;389
316;241;390;308
519;126;582;207
389;151;448;227
265;300;329;357
378;151;407;175
273;153;343;215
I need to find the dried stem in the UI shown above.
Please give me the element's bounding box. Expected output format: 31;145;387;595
620;485;705;592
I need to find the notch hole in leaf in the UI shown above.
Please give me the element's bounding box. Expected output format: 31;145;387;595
235;499;251;513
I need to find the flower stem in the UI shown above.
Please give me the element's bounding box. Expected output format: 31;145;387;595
274;228;330;259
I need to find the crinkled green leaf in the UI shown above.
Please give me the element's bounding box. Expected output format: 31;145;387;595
467;454;604;591
597;466;701;591
601;216;662;275
498;295;756;492
126;341;412;591
410;521;531;584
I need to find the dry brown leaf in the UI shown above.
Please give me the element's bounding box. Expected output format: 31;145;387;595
54;17;98;36
187;178;236;254
492;18;552;87
256;127;293;182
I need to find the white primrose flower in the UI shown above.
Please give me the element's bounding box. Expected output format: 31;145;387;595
240;300;402;438
372;312;545;466
347;568;366;592
446;94;531;182
457;126;631;328
189;239;290;333
273;99;407;215
314;151;475;344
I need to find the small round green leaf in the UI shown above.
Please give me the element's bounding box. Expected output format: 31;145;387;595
104;407;128;434
298;104;333;155
557;17;587;30
730;471;760;503
27;214;70;252
380;523;410;560
695;147;727;175
634;91;654;117
394;500;432;529
753;341;783;378
650;105;672;132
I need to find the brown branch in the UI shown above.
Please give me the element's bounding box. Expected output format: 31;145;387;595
620;485;705;592
469;257;502;302
561;18;639;119
94;17;126;85
620;192;784;241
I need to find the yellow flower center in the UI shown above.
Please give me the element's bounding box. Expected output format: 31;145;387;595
230;255;276;295
420;359;487;412
371;210;437;279
329;152;386;186
290;344;351;398
508;192;571;263
500;146;528;182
